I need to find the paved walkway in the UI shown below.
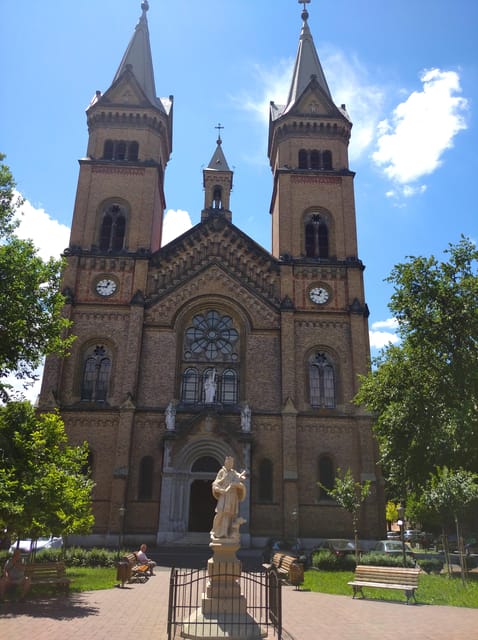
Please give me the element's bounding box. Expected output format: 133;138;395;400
1;566;477;639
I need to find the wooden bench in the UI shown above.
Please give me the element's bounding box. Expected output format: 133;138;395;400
348;565;420;604
24;562;71;591
264;553;304;589
122;553;150;585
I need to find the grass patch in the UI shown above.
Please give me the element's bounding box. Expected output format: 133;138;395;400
66;566;118;592
303;569;478;608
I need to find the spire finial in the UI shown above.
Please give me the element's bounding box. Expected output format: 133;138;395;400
215;122;224;144
299;0;310;21
141;1;149;14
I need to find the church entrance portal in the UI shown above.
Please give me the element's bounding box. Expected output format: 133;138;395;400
188;455;221;532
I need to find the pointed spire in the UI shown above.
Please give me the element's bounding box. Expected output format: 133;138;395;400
207;124;231;172
284;1;332;113
112;1;163;110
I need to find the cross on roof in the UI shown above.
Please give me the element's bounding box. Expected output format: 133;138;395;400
215;122;224;143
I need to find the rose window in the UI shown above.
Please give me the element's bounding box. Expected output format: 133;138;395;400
184;311;239;361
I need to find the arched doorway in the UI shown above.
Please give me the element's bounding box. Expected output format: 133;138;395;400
188;456;221;532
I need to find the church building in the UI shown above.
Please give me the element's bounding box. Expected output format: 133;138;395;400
39;1;385;547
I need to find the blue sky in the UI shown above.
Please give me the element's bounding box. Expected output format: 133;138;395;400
2;0;477;398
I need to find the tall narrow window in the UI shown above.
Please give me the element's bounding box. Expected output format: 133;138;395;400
138;456;154;500
81;345;111;402
318;455;335;500
129;141;139;161
310;150;320;170
182;368;199;404
298;149;308;169
222;369;238;404
103;140;114;160
212;186;222;208
305;214;329;258
322;150;332;170
259;459;273;502
309;352;336;408
99;203;126;252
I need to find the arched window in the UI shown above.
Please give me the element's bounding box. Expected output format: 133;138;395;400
318;455;335;500
182;368;199;404
129;141;139;161
310;150;320;170
322;150;332;170
298;149;308;169
305;214;329;258
99;203;126;252
309;352;336;408
181;310;240;405
222;369;238;404
103;140;114;160
102;140;139;161
81;345;112;402
212;186;222;209
138;456;154;500
259;458;273;502
116;141;127;161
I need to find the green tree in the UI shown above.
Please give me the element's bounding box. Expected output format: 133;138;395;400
355;237;478;497
423;467;478;581
0;154;74;402
0;401;94;544
319;467;371;563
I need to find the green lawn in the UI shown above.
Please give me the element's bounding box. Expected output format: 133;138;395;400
303;569;478;608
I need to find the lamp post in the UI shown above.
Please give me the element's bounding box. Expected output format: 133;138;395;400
118;505;126;557
397;504;407;567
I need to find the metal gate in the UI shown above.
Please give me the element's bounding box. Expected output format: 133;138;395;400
167;567;282;639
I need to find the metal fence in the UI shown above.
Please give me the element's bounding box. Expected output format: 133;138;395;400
167;566;282;639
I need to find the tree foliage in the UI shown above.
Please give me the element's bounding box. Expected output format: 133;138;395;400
0;401;94;539
319;467;371;562
355;237;478;497
0;154;74;402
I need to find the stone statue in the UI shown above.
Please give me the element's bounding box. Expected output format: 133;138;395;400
241;403;251;431
204;368;217;403
165;401;176;430
211;456;247;540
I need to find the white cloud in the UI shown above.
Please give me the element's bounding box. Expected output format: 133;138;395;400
369;318;400;349
161;209;193;246
372;68;468;185
14;195;70;260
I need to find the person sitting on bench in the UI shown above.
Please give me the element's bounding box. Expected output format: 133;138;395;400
136;544;156;575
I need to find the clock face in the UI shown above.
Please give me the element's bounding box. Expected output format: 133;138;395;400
95;278;118;297
309;287;329;304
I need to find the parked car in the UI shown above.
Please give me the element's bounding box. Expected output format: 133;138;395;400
262;538;307;566
9;536;63;554
373;540;415;559
312;538;360;559
386;530;400;540
403;529;422;544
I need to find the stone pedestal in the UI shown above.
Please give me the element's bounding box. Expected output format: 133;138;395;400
181;540;266;639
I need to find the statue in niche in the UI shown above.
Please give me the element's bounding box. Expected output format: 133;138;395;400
165;401;176;430
210;456;247;540
241;403;251;432
204;368;217;403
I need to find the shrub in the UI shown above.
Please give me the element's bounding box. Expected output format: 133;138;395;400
311;550;356;571
416;557;444;574
361;553;416;568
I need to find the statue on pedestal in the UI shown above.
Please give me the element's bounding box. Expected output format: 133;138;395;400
210;456;247;541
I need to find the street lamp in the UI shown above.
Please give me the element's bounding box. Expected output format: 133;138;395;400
397;504;407;567
118;505;126;557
